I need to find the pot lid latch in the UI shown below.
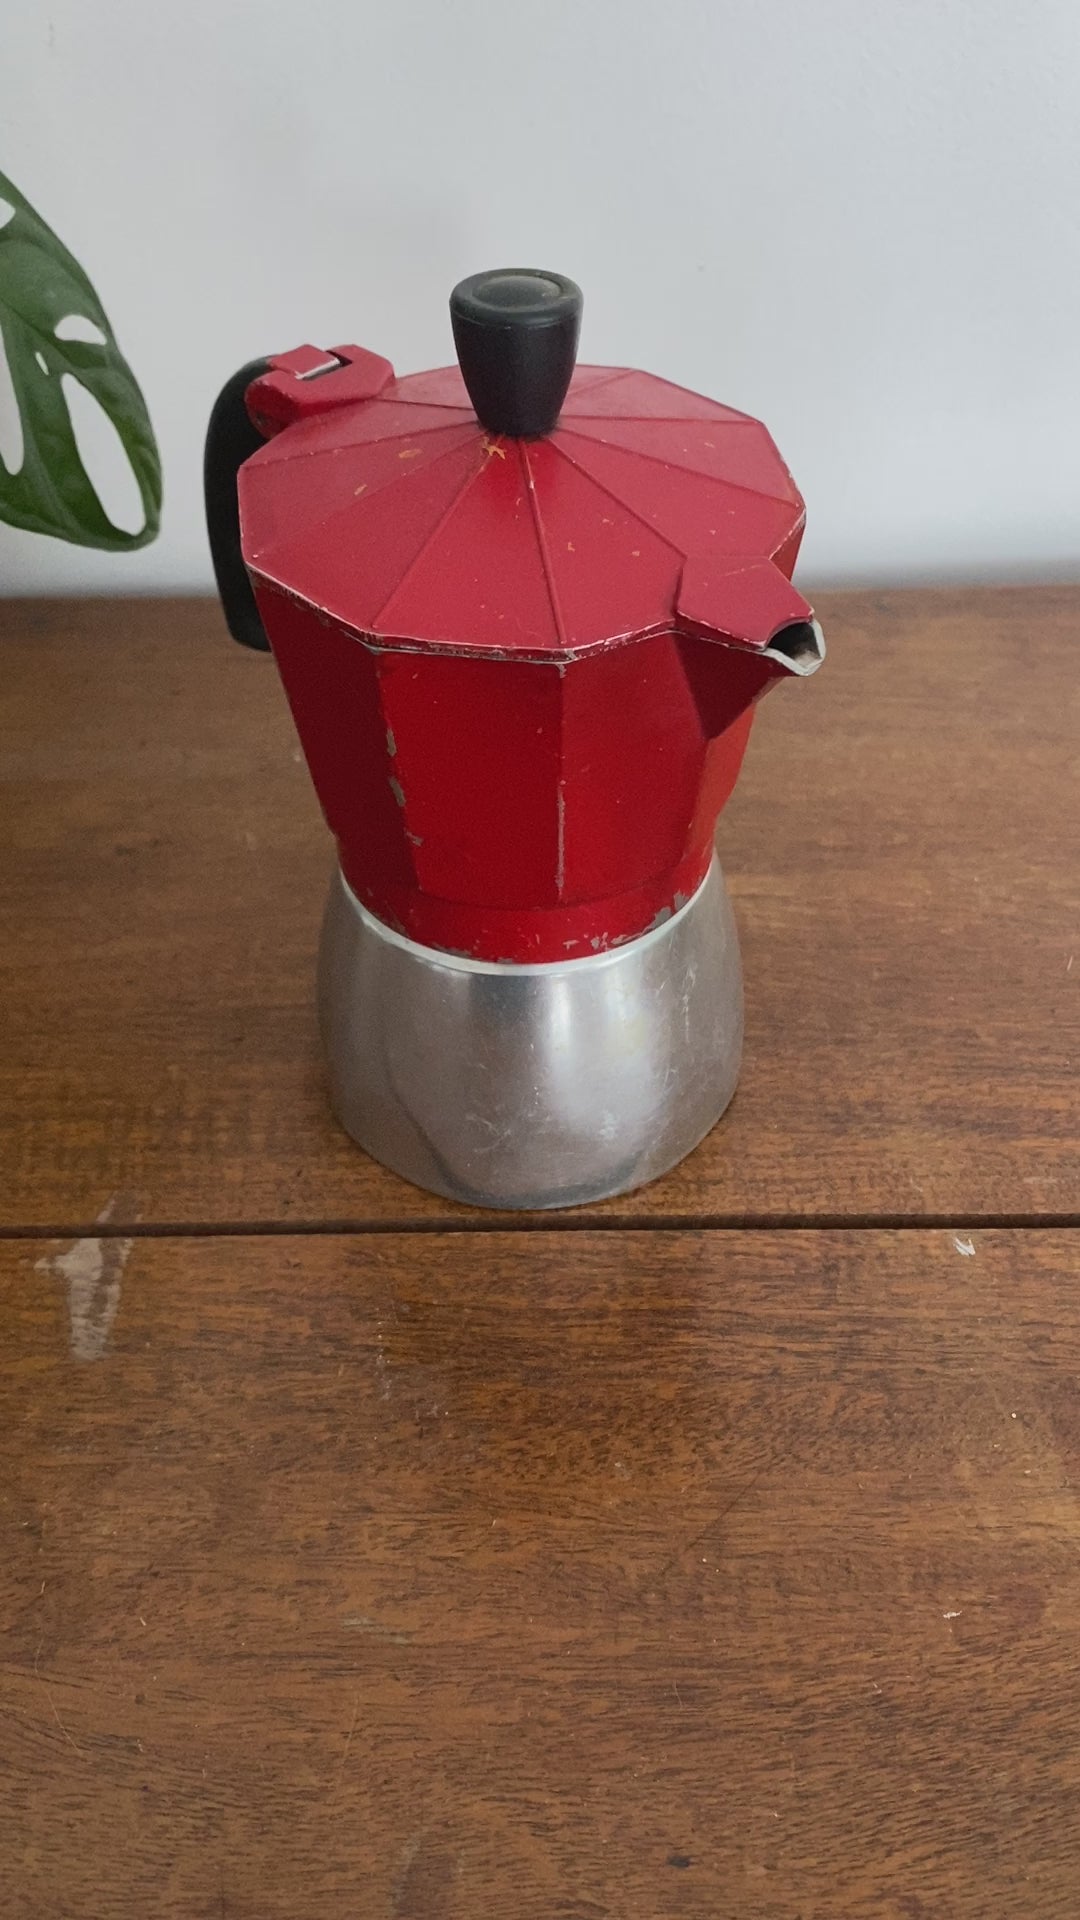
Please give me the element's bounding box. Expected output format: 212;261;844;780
246;343;395;439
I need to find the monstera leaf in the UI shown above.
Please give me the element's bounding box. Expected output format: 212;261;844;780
0;168;160;549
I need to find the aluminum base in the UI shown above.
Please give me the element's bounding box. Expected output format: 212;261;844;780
317;856;743;1210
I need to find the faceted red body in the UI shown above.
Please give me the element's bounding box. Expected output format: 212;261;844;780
238;344;815;961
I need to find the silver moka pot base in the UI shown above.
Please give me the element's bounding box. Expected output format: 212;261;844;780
317;856;743;1211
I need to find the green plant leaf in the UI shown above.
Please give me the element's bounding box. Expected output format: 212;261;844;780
0;169;161;550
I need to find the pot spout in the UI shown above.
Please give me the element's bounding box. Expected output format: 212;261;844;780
761;614;827;677
676;553;825;677
674;555;825;751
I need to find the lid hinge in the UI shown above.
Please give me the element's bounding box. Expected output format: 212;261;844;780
245;343;395;437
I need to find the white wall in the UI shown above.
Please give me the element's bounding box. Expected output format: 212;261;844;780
2;0;1078;593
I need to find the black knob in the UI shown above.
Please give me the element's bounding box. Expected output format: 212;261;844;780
450;269;582;438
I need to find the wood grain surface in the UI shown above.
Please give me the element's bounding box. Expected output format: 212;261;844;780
2;588;1078;1231
5;590;1079;1915
2;1225;1079;1918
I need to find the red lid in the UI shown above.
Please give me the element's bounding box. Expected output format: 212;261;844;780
238;322;805;662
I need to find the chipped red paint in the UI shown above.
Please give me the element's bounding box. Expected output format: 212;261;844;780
238;351;814;961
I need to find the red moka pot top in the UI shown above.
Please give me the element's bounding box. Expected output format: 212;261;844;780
235;272;821;962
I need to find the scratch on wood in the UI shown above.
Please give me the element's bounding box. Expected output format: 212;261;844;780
373;1323;392;1400
342;1614;411;1644
35;1637;84;1758
392;1834;455;1919
35;1194;135;1361
656;1466;769;1581
337;1694;360;1777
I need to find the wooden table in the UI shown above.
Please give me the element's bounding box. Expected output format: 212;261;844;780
2;589;1078;1917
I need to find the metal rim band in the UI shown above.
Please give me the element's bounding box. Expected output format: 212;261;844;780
337;863;715;980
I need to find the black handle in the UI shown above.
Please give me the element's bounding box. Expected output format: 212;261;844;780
450;269;582;438
204;359;272;651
